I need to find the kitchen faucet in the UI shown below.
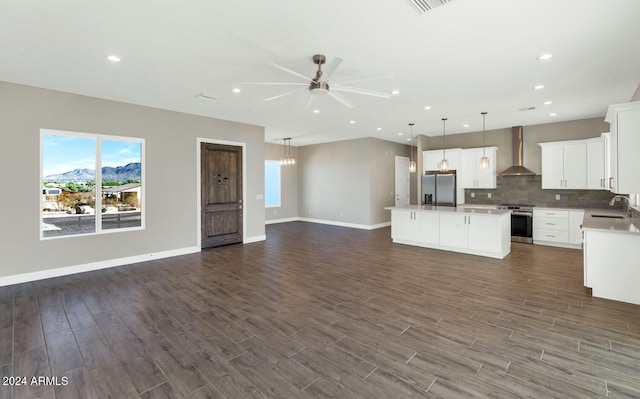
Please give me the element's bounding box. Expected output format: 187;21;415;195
609;195;632;217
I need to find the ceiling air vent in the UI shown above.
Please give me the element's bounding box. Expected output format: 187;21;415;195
405;0;451;15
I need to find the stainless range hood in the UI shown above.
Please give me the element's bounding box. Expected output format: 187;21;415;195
499;126;536;176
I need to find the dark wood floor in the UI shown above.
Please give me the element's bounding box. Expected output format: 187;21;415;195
2;222;640;398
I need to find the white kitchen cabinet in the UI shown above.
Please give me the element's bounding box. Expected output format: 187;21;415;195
539;141;587;189
439;212;499;253
584;228;640;305
422;149;461;173
568;210;584;245
391;209;439;245
438;213;467;247
586;136;608;190
460;147;497;189
387;206;511;259
533;208;583;249
605;101;640;194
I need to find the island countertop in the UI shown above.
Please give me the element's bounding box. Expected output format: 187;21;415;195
384;205;511;216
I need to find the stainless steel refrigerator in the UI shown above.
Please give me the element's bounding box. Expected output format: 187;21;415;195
421;171;457;206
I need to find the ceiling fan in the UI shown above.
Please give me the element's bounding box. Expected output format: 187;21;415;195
245;54;393;109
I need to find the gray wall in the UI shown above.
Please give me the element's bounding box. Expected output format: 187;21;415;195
265;143;298;221
0;81;265;279
297;137;409;226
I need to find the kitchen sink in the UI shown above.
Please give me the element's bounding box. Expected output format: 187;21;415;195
591;214;625;219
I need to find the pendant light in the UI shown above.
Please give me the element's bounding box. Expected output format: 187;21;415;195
480;112;490;170
408;123;417;173
439;118;449;171
280;138;295;165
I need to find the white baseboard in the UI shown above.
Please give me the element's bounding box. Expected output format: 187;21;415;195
244;235;266;244
298;218;390;230
265;217;301;225
0;246;200;287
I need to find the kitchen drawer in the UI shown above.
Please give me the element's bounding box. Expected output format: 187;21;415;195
533;209;569;219
534;217;569;231
533;228;569;243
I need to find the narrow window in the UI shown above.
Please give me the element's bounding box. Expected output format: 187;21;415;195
264;160;281;208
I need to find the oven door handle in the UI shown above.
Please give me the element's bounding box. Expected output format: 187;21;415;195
511;212;533;216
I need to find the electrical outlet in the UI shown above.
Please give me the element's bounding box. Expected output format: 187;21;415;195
556;194;561;200
471;192;475;198
273;210;277;215
487;193;492;198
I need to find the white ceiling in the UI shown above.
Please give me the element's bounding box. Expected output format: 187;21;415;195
2;0;639;146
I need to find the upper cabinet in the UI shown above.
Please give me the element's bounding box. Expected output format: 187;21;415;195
586;135;609;190
422;148;462;173
605;102;640;194
539;141;587;189
460;147;497;189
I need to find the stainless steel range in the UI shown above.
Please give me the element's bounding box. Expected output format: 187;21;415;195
499;204;534;244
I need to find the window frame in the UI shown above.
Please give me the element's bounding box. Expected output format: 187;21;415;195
264;160;281;208
40;129;145;240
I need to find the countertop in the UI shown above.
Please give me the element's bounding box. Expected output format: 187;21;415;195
582;208;640;234
385;205;511;216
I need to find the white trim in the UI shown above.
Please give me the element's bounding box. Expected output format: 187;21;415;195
265;217;301;225
298;218;391;230
244;235;266;244
0;246;199;287
196;138;247;249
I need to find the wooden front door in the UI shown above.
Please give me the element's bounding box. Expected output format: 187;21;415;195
201;143;243;248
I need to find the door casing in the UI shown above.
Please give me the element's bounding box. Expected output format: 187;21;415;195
196;138;247;249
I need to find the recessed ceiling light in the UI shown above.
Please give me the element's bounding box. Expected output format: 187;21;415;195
349;120;355;124
377;127;382;131
537;53;553;61
463;124;469;128
549;113;557;116
544;100;552;105
424;106;432;110
533;84;545;90
107;55;121;63
406;138;411;141
232;88;241;93
398;132;403;136
313;109;320;113
391;90;400;95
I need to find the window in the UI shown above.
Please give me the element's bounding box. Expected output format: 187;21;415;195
41;129;144;239
264;160;281;208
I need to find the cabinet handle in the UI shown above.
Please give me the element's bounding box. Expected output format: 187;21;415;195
560;179;563;187
545;235;556;238
564;179;567;187
545;222;555;225
609;177;613;189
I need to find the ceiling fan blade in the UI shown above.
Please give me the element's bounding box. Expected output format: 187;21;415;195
267;61;314;83
331;73;394;85
332;85;391;98
327;91;354;108
322;56;343;81
264;87;308;102
242;82;309;86
304;95;315;110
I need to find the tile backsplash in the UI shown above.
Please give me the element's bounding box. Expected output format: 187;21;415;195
464;175;627;209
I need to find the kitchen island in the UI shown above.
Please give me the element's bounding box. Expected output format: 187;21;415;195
385;205;512;259
582;208;640;305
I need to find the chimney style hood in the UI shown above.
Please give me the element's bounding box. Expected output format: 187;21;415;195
499;126;536;176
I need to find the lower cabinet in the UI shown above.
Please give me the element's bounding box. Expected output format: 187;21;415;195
439;213;500;253
391;209;439;245
533;209;584;249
